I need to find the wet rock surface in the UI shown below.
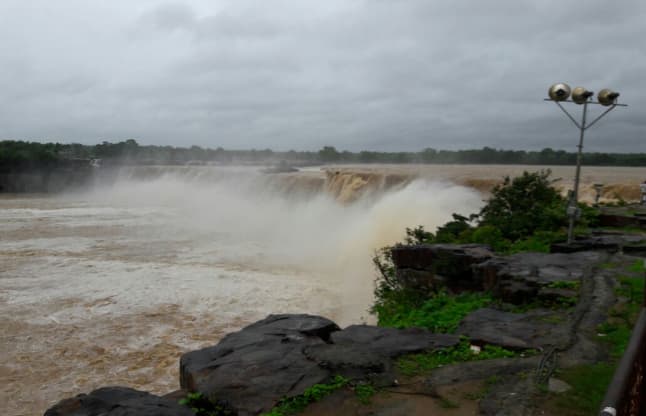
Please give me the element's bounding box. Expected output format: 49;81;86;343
180;315;459;415
44;387;194;416
390;244;493;291
551;232;646;253
475;251;599;304
457;307;569;350
46;246;638;416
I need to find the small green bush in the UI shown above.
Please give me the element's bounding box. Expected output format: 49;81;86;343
261;375;349;416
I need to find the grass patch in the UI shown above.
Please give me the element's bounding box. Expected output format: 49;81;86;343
546;280;580;290
597;274;644;358
353;383;376;405
397;339;519;377
261;375;349;416
628;259;646;274
551;263;645;414
374;290;492;333
599;261;618;270
438;397;460;409
550;363;616;416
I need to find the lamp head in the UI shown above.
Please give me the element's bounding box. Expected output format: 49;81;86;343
598;89;620;106
572;87;594;104
548;83;571;101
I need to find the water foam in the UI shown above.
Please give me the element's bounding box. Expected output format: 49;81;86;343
82;168;484;322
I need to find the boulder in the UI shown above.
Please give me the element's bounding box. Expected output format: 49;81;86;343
180;314;459;415
390;244;494;291
44;387;194;416
180;314;337;415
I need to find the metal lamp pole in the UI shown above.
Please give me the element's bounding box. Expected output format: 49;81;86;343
545;84;627;244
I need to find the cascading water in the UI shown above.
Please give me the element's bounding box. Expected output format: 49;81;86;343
2;163;643;415
0;166;483;416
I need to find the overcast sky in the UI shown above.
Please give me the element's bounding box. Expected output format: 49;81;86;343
1;1;644;152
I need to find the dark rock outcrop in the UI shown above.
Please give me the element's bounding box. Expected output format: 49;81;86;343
475;251;599;304
180;314;459;415
457;308;569;350
44;387;194;416
304;325;459;382
391;244;600;304
551;233;646;253
390;244;493;291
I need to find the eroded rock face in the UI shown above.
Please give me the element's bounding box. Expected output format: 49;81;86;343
180;314;459;416
44;387;194;416
390;245;600;304
390;244;494;292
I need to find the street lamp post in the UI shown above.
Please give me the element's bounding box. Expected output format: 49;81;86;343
545;83;627;244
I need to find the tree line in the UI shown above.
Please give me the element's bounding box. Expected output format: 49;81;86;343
2;140;646;169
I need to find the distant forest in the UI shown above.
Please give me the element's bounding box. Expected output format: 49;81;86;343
2;139;646;168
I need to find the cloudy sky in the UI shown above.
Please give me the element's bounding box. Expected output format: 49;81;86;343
1;1;644;152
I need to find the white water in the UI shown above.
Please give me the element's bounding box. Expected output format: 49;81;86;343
0;167;483;415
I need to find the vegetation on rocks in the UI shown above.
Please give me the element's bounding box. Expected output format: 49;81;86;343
373;290;492;331
397;339;519;376
395;170;580;252
539;258;645;414
178;392;235;416
372;170;581;326
261;375;349;416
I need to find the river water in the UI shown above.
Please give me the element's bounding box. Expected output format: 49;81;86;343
1;166;486;415
3;163;644;415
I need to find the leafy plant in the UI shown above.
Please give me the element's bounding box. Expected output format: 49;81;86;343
478;170;566;241
373;290;492;332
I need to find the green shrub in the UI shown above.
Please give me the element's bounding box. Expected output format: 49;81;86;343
478;170;566;241
373;290;492;332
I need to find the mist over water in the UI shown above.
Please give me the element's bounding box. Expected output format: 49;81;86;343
0;166;483;415
86;168;484;321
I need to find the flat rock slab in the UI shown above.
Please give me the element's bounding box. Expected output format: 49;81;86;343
552;233;646;253
457;308;570;350
44;387;194;416
180;314;459;416
305;326;459;381
476;251;600;303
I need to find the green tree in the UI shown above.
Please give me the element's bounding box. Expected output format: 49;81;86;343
477;170;566;241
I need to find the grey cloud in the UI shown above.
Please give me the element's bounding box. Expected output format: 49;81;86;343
0;0;644;152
